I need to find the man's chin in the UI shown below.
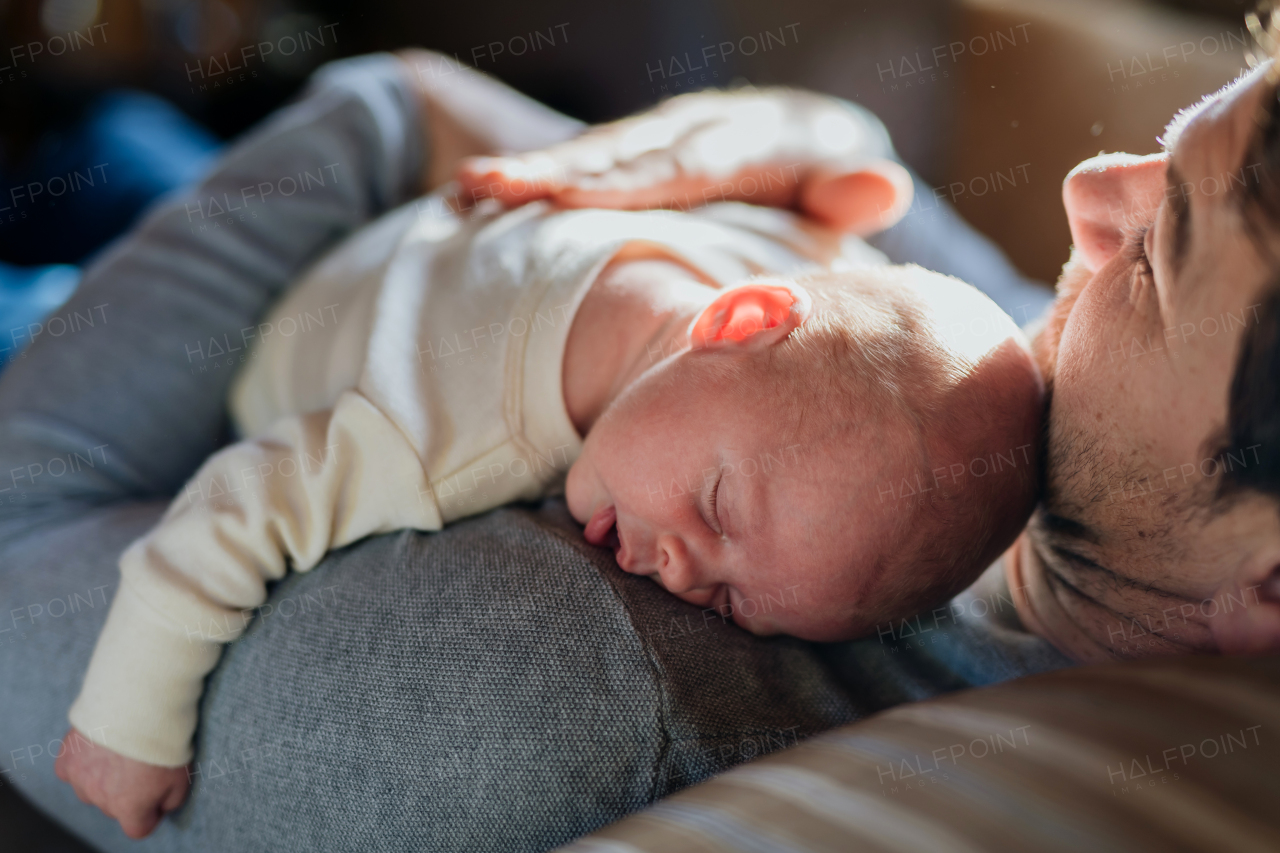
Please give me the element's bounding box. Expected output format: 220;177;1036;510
1054;249;1095;300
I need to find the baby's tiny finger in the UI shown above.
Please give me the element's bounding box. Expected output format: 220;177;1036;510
457;155;567;207
455;156;513;188
67;780;94;806
550;152;690;210
461;153;566;185
119;814;159;840
162;777;190;812
117;799;166;840
53;731;77;782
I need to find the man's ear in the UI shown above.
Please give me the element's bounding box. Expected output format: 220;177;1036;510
1209;553;1280;655
688;282;812;351
800;159;914;235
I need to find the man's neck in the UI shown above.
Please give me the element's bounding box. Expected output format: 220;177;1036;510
562;254;718;435
1004;532;1108;663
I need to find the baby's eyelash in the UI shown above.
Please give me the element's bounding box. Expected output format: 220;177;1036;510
704;473;721;532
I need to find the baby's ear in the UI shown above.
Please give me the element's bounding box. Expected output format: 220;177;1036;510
689;282;811;351
800;159;914;235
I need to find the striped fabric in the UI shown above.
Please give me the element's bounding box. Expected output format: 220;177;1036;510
557;656;1280;853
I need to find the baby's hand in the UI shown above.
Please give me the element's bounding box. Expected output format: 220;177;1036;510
54;728;189;839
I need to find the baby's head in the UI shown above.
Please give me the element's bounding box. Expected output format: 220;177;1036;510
566;264;1043;641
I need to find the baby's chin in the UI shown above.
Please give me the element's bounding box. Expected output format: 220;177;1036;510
767;614;864;643
739;595;870;643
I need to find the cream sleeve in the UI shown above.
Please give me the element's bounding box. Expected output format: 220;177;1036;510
68;389;442;766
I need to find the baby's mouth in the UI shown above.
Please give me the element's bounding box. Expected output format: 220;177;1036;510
583;504;619;548
583;502;622;560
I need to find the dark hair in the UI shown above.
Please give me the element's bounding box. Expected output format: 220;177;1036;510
1216;69;1280;507
1210;285;1280;504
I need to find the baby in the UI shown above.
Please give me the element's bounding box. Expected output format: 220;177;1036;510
65;167;1041;817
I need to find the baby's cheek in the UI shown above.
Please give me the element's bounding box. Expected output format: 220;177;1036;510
737;610;784;637
564;460;592;522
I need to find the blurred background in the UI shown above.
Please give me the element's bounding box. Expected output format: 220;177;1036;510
0;0;1259;310
0;0;1262;846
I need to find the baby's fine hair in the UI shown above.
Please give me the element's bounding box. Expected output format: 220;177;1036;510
705;266;1043;634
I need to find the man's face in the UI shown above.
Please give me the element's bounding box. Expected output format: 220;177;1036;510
1018;65;1280;662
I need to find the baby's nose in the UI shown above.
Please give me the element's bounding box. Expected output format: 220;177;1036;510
654;534;699;593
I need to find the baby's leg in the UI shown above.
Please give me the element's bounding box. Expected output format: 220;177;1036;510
0;54;427;542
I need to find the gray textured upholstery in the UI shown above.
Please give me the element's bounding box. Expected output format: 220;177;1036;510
0;497;860;851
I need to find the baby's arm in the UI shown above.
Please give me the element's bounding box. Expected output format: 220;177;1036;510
49;52;583;839
62;392;439;813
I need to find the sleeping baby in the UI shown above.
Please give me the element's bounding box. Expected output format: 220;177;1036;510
64;154;1042;821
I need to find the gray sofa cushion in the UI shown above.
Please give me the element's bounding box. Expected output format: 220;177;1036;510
0;496;862;852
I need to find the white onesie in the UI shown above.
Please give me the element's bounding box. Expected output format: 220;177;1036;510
69;194;887;765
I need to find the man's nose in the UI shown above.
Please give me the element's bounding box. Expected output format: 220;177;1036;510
1063;152;1168;272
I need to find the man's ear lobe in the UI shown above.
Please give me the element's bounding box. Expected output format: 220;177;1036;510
1209;560;1280;655
689;282;812;351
